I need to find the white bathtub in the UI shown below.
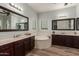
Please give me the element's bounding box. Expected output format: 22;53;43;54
35;35;52;49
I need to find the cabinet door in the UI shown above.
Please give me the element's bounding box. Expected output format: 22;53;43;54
14;40;25;56
65;36;74;47
57;35;66;46
24;36;35;54
0;43;13;56
52;35;60;45
52;35;56;45
73;36;79;48
24;38;30;54
52;35;65;46
30;36;35;50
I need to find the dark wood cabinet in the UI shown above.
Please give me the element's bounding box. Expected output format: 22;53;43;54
56;35;65;46
24;37;31;54
30;36;35;50
24;36;35;54
0;43;13;56
14;40;25;56
65;36;74;47
52;35;66;46
0;36;35;56
73;36;79;48
52;35;56;45
52;35;79;48
14;36;35;56
52;35;58;45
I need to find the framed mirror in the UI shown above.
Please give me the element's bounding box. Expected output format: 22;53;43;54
52;18;75;30
0;6;29;32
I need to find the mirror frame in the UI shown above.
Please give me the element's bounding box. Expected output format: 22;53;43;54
0;6;29;32
76;18;79;30
52;18;75;30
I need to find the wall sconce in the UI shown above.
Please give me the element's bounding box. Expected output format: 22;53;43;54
9;3;23;11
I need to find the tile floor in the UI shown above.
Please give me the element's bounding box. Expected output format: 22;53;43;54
27;45;79;56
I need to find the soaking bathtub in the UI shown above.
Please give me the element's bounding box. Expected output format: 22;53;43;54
35;35;52;49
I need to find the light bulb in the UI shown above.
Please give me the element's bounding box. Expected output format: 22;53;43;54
10;3;15;6
9;3;23;11
19;7;23;11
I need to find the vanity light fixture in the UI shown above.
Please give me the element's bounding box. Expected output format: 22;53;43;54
64;3;68;6
64;3;73;6
9;3;23;11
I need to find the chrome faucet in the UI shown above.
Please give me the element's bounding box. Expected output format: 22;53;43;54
13;34;21;38
13;34;16;38
52;31;55;34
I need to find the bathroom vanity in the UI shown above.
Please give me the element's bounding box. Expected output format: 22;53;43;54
51;18;79;49
0;5;35;56
52;35;79;49
0;35;35;56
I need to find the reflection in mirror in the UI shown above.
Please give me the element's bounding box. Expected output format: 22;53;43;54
52;18;75;30
0;6;29;31
52;20;57;30
11;13;28;30
16;22;28;30
0;8;11;29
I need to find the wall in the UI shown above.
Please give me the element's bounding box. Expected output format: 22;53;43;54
76;4;79;17
1;3;79;39
38;5;79;35
0;3;37;39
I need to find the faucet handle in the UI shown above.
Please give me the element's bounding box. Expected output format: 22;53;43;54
74;32;77;35
52;31;55;34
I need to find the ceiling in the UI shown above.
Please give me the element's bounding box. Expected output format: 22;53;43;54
27;3;77;13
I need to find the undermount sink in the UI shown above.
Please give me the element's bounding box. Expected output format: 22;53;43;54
13;34;21;38
24;33;31;35
13;33;31;38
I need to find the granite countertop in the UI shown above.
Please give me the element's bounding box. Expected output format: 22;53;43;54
0;34;35;46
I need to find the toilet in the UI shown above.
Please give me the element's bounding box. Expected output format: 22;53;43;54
35;35;51;49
